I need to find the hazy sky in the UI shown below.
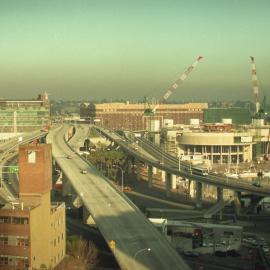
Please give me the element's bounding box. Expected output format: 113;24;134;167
0;0;269;101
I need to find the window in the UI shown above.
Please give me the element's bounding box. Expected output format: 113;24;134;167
16;237;29;247
0;256;8;265
27;151;36;163
16;257;29;268
13;217;29;225
0;236;8;245
0;216;11;224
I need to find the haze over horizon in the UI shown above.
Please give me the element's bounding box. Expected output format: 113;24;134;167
0;0;269;102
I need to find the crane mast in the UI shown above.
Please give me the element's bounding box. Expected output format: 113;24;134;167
250;56;260;113
151;56;203;113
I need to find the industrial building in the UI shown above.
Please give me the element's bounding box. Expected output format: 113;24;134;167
80;102;208;131
0;92;50;134
160;118;270;164
0;144;66;270
150;218;242;253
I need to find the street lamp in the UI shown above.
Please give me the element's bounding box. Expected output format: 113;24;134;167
113;165;124;192
134;247;151;260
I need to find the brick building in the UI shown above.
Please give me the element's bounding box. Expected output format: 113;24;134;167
0;144;65;269
80;102;208;131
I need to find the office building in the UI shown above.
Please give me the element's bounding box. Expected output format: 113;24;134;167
0;92;50;133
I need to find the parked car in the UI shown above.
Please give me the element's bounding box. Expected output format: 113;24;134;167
263;245;269;253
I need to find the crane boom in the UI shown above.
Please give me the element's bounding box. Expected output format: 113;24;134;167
250;56;260;113
152;56;203;112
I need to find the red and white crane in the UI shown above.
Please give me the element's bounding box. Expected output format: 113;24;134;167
250;56;260;113
150;56;204;114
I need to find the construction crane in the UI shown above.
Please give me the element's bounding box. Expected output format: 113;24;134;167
264;129;270;160
250;56;260;114
144;56;204;116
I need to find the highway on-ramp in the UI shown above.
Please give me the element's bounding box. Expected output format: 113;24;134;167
47;125;190;270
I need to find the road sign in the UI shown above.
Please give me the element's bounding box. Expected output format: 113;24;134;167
9;166;19;173
109;240;116;252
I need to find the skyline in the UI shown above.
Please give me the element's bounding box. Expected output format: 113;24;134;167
0;0;269;101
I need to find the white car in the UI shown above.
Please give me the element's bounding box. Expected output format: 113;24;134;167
80;170;87;174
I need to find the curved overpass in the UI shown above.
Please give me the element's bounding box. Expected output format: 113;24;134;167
47;125;190;270
94;126;270;197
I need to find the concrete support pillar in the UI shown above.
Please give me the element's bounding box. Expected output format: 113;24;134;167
127;159;132;174
153;167;157;175
161;170;166;183
166;172;172;197
217;187;224;220
171;175;177;190
148;165;153;189
228;146;231;164
196;182;203;209
217;187;223;203
220;145;223;164
153;134;160;145
234;191;241;216
136;163;142;181
73;195;83;208
83;206;96;225
237;146;239;164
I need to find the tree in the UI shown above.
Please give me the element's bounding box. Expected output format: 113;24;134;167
55;236;98;270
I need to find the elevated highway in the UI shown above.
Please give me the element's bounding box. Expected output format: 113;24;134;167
94;126;270;197
47;125;190;270
0;130;48;202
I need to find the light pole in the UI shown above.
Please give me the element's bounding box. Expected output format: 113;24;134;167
113;165;124;192
134;247;151;260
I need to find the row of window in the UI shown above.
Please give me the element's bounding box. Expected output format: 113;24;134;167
0;256;28;267
51;249;64;265
0;216;29;225
52;233;64;247
184;145;244;153
0;235;29;247
51;216;64;229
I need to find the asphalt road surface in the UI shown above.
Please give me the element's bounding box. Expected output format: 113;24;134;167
47;125;190;270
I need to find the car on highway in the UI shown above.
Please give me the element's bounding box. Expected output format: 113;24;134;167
123;186;132;192
66;155;72;159
183;251;199;257
80;170;87;174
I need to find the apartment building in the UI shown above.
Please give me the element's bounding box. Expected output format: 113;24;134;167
0;143;65;269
